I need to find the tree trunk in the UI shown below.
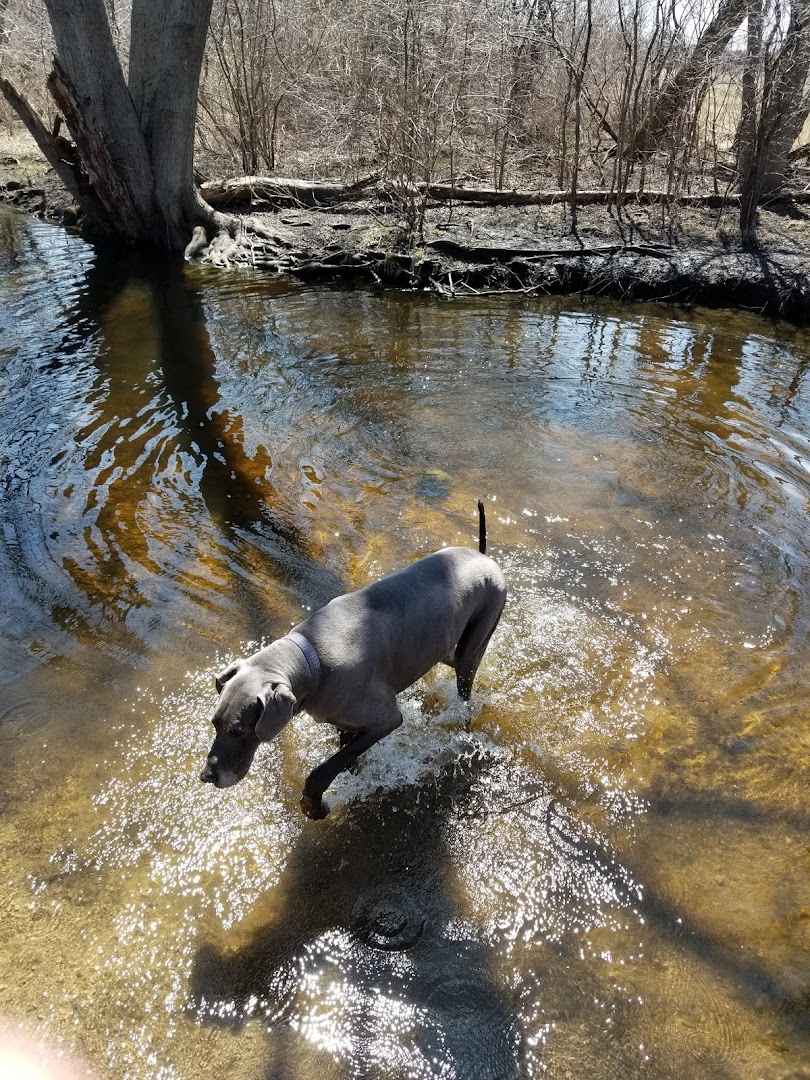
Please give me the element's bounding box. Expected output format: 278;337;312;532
740;0;810;242
3;0;215;253
738;0;764;245
129;0;216;250
759;0;810;194
737;0;763;183
44;0;156;240
631;0;748;153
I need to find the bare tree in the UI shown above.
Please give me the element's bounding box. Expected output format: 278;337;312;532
200;0;330;175
630;0;749;153
1;0;219;251
739;0;810;242
758;0;810;191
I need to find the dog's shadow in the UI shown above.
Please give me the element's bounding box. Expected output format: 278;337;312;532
188;749;523;1079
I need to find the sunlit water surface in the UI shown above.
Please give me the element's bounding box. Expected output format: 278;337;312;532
0;207;808;1079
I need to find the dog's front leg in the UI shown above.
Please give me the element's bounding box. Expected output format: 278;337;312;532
301;710;402;820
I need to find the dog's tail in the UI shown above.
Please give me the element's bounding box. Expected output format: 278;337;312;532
477;499;487;554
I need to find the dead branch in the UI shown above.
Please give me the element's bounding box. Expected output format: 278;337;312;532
0;75;81;207
0;70;120;235
197;176;810;220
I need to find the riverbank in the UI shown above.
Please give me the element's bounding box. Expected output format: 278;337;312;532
4;129;810;322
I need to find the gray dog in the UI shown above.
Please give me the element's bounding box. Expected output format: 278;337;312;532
200;501;507;819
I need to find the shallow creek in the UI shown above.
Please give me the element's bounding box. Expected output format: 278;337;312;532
0;207;808;1079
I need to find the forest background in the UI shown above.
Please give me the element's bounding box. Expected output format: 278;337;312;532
2;0;810;258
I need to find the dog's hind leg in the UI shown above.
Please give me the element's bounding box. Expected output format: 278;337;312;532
454;597;506;703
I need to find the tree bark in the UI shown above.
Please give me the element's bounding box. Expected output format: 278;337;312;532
129;0;216;250
44;0;156;240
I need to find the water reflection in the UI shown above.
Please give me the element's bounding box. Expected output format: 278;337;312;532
0;208;808;1079
191;756;522;1080
0;239;345;675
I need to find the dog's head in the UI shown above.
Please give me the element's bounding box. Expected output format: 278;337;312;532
200;661;297;788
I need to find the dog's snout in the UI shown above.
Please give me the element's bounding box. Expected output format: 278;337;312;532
200;758;217;784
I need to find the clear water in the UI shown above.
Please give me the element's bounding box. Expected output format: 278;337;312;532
0;207;808;1079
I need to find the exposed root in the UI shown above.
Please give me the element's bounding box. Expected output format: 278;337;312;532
184;225;208;261
151;182;810;322
201;229;242;268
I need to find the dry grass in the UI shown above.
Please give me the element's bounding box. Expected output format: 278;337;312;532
0;126;43;162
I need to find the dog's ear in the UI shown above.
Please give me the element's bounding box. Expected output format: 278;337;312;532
215;661;241;694
255;684;296;742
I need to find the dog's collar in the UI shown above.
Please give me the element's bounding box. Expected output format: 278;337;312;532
286;630;321;691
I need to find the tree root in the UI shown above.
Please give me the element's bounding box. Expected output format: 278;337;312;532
184;225;208;261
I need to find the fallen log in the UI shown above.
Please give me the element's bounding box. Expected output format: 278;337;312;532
200;174;379;208
427;239;674;261
199;175;810;212
415;184;745;207
418;182;810;206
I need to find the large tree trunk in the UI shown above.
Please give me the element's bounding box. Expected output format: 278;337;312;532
44;0;156;239
631;0;748;153
129;0;216;250
2;0;215;253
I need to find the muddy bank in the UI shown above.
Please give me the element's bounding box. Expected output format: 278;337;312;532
0;134;79;224
190;201;810;323
3;135;810;323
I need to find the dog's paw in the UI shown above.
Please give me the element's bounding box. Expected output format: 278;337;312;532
301;792;330;820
